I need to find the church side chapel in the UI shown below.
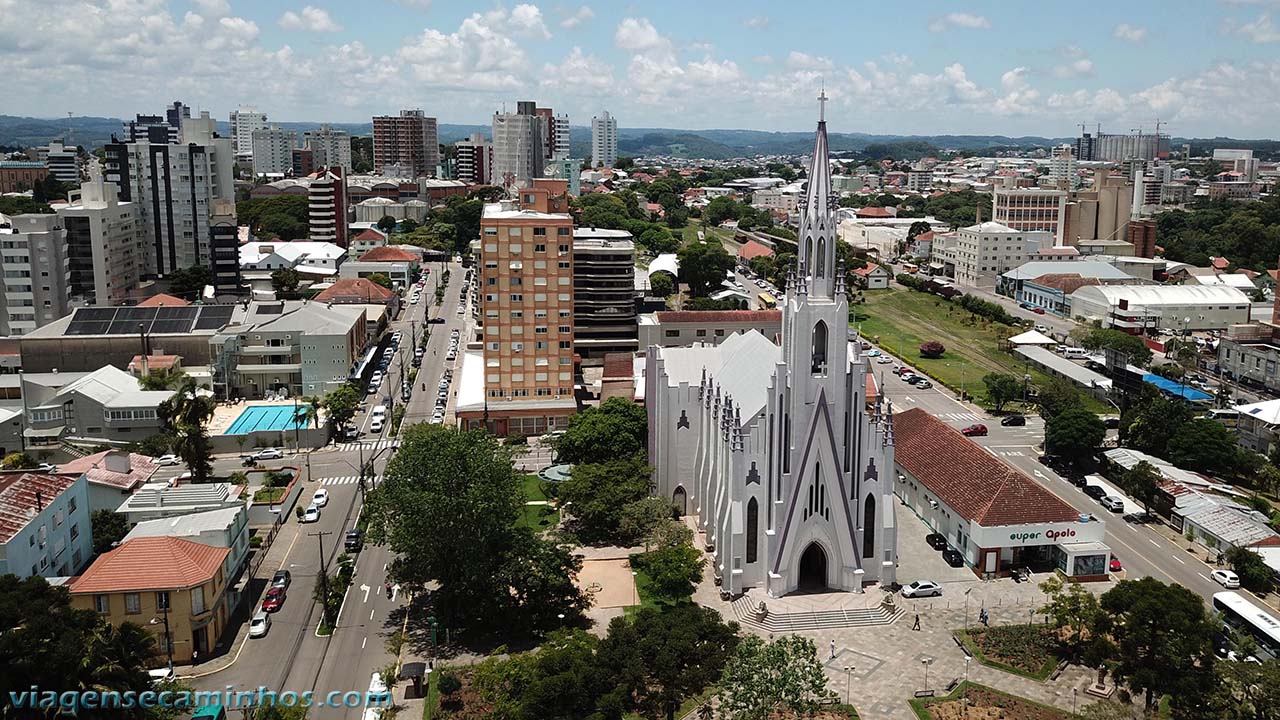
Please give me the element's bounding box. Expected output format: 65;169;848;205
646;94;898;598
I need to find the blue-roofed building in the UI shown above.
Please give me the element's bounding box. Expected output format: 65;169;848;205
1143;373;1212;402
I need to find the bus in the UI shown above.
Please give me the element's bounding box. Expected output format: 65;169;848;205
191;705;227;720
757;292;777;309
1205;409;1240;428
1212;591;1280;659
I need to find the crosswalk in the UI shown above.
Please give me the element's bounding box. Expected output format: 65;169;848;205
315;475;384;486
937;411;985;423
333;439;399;453
994;450;1026;458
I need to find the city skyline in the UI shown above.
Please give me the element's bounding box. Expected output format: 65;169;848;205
4;1;1280;138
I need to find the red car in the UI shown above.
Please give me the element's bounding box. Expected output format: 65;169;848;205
1033;307;1046;315
1109;556;1122;572
262;586;286;612
960;424;988;437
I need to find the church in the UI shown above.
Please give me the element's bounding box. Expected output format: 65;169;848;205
645;96;898;598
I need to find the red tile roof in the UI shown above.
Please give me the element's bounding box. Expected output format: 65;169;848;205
852;263;883;277
0;473;79;543
358;246;419;263
1029;274;1101;294
1211;256;1230;270
71;537;229;594
892;408;1081;526
914;231;935;242
137;293;190;307
354;228;386;242
129;354;181;372
738;240;775;261
313;277;397;303
654;309;782;325
856;207;894;218
58;451;158;492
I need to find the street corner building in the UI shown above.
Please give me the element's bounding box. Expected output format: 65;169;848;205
645;97;898;598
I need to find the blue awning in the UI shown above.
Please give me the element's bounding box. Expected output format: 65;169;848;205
1142;374;1212;402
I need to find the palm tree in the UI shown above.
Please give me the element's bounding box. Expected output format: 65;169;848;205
159;378;217;483
297;395;322;429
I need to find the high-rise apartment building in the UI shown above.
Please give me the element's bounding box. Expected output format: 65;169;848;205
591;111;618;168
308;167;348;248
304;125;352;173
209;200;242;294
1047;144;1077;190
0;214;72;335
230;106;268;159
372;110;439;177
991;186;1067;243
454;133;492;185
166;102;190;133
37;141;79;184
492;102;545;188
458;185;575;435
103;111;235;279
58;176;143;305
123;115;177;145
572;227;637;359
251;125;297;176
535;107;570;161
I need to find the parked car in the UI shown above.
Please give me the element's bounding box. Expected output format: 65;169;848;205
301;505;321;523
1033;307;1046;315
271;570;291;589
876;356;893;364
1100;496;1125;512
344;528;364;553
925;533;948;551
1019;302;1032;310
251;447;284;461
943;549;964;567
155;454;181;466
1102;416;1121;429
1000;414;1026;427
249;611;271;638
915;380;934;389
1212;569;1241;589
1109;556;1123;573
1082;485;1108;501
866;349;881;357
901;580;943;598
960;424;987;437
1034;324;1051;334
311;489;329;508
262;586;286;612
1123;511;1153;524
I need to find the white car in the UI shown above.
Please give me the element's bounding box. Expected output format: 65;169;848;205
301;505;320;523
369;417;385;433
369;371;384;386
876;356;893;364
901;580;943;598
155;454;181;466
248;611;271;638
1212;569;1241;589
431;411;444;424
312;488;329;507
252;447;284;461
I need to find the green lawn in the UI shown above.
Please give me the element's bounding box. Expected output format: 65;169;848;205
853;286;1106;413
515;474;559;531
680;224;737;248
251;487;287;504
622;565;666;616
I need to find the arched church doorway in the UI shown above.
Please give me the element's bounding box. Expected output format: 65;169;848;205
673;486;688;516
797;542;828;591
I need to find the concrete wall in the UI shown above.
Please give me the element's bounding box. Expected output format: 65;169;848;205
246;467;304;527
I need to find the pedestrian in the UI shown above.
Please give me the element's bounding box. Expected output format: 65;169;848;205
912;613;921;631
191;649;199;665
830;639;836;659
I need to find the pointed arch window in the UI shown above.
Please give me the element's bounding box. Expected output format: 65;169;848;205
816;238;826;278
863;495;876;559
746;498;759;563
805;237;814;269
811;320;829;375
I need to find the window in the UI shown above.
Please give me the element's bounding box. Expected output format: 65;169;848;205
510;294;523;302
125;593;140;614
191;586;206;615
534;244;546;252
558;244;570;254
535;326;548;334
559;340;571;349
94;595;110;613
533;228;547;236
156;591;170;611
665;330;680;338
69;523;78;540
558;325;571;333
557;227;570;236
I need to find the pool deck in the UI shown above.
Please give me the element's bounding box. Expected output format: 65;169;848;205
210;400;327;436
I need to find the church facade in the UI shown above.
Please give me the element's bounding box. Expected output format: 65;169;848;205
645;98;898;598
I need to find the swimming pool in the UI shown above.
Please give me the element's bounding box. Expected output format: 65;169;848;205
225;405;309;435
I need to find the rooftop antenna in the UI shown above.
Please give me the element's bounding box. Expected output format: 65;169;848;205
818;78;827;123
66;111;74;147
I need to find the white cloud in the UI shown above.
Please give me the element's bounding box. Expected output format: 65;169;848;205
1237;12;1280;42
278;6;342;33
541;46;612;91
1054;46;1094;78
785;51;833;71
560;5;593;29
742;15;771;29
509;4;551;39
928;13;990;32
389;0;432;8
192;0;229;17
615;17;668;54
1113;23;1147;41
993;66;1039;114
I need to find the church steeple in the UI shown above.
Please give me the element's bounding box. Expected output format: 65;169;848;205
796;89;837;299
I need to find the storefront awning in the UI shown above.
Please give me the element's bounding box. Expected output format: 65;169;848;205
23;425;65;438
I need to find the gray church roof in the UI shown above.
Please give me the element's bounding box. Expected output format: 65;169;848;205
655;331;780;420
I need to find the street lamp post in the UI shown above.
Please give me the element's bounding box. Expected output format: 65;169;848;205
963;587;973;631
843;665;854;705
922;658;932;693
1072;687;1078;715
149;601;174;672
964;655;971;685
631;570;638;607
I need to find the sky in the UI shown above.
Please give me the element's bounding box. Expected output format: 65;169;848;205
4;0;1280;138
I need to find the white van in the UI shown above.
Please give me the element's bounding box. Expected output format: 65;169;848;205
371;405;388;418
1061;347;1088;359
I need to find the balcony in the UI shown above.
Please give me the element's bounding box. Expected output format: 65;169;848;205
236;363;302;373
237;344;295;355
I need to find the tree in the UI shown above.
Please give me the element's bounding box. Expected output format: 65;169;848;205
557;457;652;544
632;541;704;604
368;272;392;289
704;196;741;227
137;366;187;391
1169;418;1239;474
906;220;933;241
648;271;675;298
376;215;398;233
716;635;837;720
550;396;649;465
982;373;1023;412
677;242;735;298
1226;546;1273;593
271;267;300;295
364;424;588;632
1080;328;1153;367
157;377;216;483
90;509;130;556
1097;578;1217;712
918;340;945;358
1121;460;1162;515
1;451;37;470
0;195;53;215
165;265;212;299
237;195;310;240
1039;575;1103;662
618;496;677;546
1035;377;1084;421
296;396;321;429
1045;408;1106;460
323;383;360;430
1121;389;1193;457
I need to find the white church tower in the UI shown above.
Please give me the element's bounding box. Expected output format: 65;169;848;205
644;92;897;599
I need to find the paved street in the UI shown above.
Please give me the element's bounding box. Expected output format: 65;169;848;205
185;262;469;717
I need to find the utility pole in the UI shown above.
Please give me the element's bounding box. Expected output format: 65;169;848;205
310;530;334;625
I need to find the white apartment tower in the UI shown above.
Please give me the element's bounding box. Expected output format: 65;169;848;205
492;101;545;188
551;114;570;160
454;133;492;185
230;107;268;159
38;142;79;183
58;175;143;305
304;125;353;173
591;111;618;169
251;125;298;176
0;213;72;335
1048;145;1078;190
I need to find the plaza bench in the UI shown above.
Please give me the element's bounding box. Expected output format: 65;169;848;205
944;678;961;694
913;690;935;698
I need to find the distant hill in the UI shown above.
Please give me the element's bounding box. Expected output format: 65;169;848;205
2;113;1275;161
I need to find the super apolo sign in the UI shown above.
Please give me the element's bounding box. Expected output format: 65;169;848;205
969;519;1105;548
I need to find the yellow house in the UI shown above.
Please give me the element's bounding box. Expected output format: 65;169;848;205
70;536;231;664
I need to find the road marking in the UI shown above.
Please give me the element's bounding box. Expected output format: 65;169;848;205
1033;470;1045;479
362;637;367;649
1173;555;1185;565
1149;539;1160;547
1198;572;1211;583
370;608;376;620
982;447;998;458
361;584;370;603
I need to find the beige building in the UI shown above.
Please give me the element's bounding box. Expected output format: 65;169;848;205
638;309;781;349
59;177;143;305
930;221;1053;288
1062;172;1134;247
991;186;1067;243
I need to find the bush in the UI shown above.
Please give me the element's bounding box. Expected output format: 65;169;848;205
264;470;292;488
505;433;528;446
919;340;946;358
438;671;462;697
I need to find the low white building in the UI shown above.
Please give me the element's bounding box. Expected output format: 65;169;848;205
1233;398;1280;454
638;309;781;349
116;482;243;525
930;221;1054;288
239;241;346;273
123;505;250;586
1068;285;1252;331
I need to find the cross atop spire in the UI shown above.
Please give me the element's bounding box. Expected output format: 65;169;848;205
818;83;828;123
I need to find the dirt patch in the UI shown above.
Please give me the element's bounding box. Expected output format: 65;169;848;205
920;685;1068;720
577;558;638;608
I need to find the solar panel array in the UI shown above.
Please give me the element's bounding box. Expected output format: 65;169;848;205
65;305;236;336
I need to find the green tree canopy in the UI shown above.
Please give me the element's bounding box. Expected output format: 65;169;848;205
165;265;212;299
323;383;360;430
551;396;649;465
648;271;675;298
1120;388;1194;457
982;373;1024;412
1080;328;1153;367
368;272;392;289
158;377;215;483
715;635;837;720
90;509;130;556
1226;546;1273;593
1121;460;1162;515
237;195;310;240
1036;377;1085;421
557;456;652;545
1168;418;1239;474
676;242;735;298
376;215;398;232
1045;408;1106;459
271;267;300;295
632;541;704;604
1039;575;1104;662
